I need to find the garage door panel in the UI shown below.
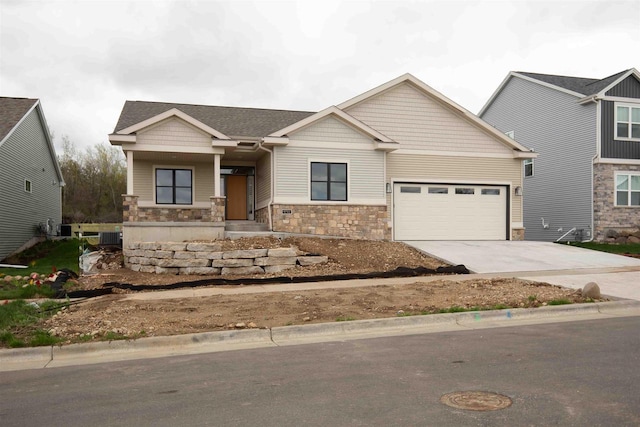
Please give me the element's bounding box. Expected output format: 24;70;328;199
394;183;507;240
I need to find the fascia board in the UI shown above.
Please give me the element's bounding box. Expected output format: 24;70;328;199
596;68;640;96
120;143;226;155
374;141;399;152
117;108;232;140
109;134;136;144
510;72;585;98
513;151;538;159
33;101;66;186
478;72;514;117
261;136;289;146
337;73;413;110
269;106;395;143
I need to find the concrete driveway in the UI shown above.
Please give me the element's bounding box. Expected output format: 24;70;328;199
404;240;640;301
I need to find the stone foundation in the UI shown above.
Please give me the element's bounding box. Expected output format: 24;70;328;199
593;163;640;241
124;242;328;275
511;228;525;241
122;195;226;223
255;206;269;225
271;204;390;240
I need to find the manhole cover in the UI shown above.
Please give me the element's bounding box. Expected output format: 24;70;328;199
440;391;512;411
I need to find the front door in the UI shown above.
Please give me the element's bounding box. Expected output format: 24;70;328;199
226;175;247;220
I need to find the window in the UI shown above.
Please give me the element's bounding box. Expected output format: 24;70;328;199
615;104;640;140
428;187;448;194
156;168;192;204
311;162;347;201
615;173;640;206
400;186;421;193
481;189;501;195
455;188;474;195
24;179;32;193
524;159;534;177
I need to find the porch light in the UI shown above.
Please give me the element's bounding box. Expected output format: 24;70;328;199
386;183;392;193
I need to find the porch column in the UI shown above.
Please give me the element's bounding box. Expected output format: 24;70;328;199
214;153;221;197
126;151;134;194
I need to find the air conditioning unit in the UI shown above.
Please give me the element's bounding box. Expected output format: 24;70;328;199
99;232;122;248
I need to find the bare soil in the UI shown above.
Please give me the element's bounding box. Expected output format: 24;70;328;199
38;237;599;345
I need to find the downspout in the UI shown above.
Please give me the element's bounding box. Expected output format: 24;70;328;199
257;140;274;231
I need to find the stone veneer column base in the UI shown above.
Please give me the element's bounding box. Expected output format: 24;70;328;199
270;204;390;240
593;163;640;241
511;228;525;241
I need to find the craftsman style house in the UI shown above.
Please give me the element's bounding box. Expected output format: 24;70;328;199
480;68;640;241
109;73;536;247
0;98;64;260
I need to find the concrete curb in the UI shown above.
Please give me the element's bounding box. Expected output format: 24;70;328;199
2;301;640;371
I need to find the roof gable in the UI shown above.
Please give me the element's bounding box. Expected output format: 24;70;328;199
0;97;39;144
339;74;533;155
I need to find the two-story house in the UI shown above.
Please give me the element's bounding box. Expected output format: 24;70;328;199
479;68;640;242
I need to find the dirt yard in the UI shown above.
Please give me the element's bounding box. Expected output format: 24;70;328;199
41;237;598;345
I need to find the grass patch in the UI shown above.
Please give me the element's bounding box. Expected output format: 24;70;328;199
0;283;56;300
567;241;640;255
0;239;81;277
103;331;128;341
0;299;67;348
548;299;571;306
335;316;356;322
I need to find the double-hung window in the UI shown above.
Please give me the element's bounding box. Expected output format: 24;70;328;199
524;159;534;177
156;168;192;204
615;173;640;206
615;104;640;140
311;162;347;201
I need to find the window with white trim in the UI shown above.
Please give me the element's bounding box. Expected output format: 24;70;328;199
615;172;640;206
615;103;640;140
524;159;534;177
24;179;32;193
311;162;347;201
156;168;192;204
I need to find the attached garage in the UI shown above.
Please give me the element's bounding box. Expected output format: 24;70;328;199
393;182;509;241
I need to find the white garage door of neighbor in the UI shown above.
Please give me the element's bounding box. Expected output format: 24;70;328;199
394;183;508;240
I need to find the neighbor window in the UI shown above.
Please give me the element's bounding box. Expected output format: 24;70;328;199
524;159;534;177
615;173;640;206
156;168;192;204
311;162;347;201
24;179;32;193
615;104;640;140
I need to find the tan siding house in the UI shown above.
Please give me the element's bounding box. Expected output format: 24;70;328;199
110;74;535;250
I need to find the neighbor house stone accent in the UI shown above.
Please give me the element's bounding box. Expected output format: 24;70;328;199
270;204;390;240
124;241;328;275
593;163;640;241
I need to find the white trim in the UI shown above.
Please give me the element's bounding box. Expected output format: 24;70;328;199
614;171;640;207
338;73;534;154
117;108;232;140
152;164;195;205
108;134;136;144
390;148;536;159
273;197;387;206
289;139;378;151
261;136;289;146
391;177;513;186
597;99;602;159
512;222;524;228
601;95;640;103
595;158;640;165
120;143;226;155
308;159;350;202
614;102;640;142
270;106;395;143
126;151;134;194
214;154;221;197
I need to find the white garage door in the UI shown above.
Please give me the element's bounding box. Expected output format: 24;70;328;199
394;183;508;240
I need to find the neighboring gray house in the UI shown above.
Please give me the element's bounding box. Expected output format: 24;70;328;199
0;98;64;260
480;68;640;242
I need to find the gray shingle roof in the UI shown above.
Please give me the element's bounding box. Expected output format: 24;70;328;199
517;69;630;96
0;97;38;142
114;100;316;138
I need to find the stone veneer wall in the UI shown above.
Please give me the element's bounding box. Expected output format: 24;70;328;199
270;204;390;240
593;163;640;241
255;206;269;225
124;242;328;275
511;228;525;241
122;195;226;223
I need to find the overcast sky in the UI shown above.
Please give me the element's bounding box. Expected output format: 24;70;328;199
1;0;639;153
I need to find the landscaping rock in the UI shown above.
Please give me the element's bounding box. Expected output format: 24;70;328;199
264;265;296;274
221;266;264;275
155;266;180;275
186;242;222;252
194;251;223;260
297;255;329;266
223;249;268;259
628;236;640;244
173;251;196;259
179;267;221;275
254;256;297;266
160;243;187;251
582;282;601;299
268;247;297;257
212;258;254;268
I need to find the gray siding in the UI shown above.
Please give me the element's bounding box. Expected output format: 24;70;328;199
481;77;596;241
601;101;640;159
606;75;640;98
0;108;62;260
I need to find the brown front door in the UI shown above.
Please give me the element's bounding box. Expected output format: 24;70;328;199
226;175;247;220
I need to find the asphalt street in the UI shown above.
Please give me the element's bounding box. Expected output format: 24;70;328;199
1;316;639;426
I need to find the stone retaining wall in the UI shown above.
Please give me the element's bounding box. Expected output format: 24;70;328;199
124;242;328;275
